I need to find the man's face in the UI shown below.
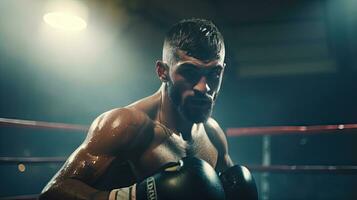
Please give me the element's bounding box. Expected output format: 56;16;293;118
166;49;225;123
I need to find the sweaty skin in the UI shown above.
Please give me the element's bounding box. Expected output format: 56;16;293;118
39;50;234;200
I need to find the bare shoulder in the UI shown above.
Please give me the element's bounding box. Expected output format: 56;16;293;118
85;107;152;156
204;118;228;154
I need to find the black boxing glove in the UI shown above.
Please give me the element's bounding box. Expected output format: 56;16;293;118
219;165;258;200
136;157;225;200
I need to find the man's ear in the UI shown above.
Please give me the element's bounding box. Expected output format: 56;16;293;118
156;60;170;82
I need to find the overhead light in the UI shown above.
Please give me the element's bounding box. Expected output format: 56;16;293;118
43;11;87;31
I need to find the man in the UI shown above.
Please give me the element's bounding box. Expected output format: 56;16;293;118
40;18;257;200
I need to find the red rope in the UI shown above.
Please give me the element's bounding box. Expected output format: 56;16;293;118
2;117;357;137
227;124;357;137
0;117;88;132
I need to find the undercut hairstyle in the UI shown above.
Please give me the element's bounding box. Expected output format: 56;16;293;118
163;18;225;64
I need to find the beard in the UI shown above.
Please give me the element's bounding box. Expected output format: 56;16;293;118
167;80;214;123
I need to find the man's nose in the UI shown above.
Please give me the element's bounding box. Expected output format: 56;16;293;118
193;77;211;94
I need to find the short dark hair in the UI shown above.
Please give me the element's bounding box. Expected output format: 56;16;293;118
163;18;224;62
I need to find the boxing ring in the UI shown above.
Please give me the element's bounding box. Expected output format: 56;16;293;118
1;117;357;200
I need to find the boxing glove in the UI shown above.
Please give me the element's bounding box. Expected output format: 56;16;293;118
136;157;225;200
219;165;258;200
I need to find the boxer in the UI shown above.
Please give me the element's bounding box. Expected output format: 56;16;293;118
40;18;258;200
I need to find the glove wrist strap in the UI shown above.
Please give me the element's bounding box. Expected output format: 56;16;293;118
109;184;136;200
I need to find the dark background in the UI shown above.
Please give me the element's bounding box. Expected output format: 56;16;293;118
1;0;357;199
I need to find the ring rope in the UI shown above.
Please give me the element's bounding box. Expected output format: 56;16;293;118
0;117;88;132
1;117;357;137
227;124;357;137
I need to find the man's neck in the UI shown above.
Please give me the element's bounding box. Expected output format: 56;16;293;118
158;84;196;140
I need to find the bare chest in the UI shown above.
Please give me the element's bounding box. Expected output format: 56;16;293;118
131;123;218;179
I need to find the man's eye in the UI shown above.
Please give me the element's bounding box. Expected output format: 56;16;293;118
182;69;200;80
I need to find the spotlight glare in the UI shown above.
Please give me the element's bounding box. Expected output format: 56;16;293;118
43;11;87;31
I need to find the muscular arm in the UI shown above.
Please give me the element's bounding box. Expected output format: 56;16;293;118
205;118;234;173
39;108;150;200
39;147;114;200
